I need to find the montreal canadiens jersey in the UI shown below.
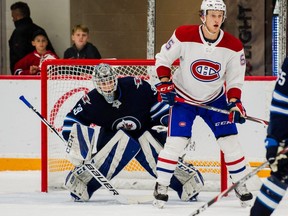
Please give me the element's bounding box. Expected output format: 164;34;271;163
267;57;288;142
62;77;169;140
156;25;246;103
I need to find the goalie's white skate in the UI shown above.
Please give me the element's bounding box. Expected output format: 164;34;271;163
152;182;169;209
234;183;253;207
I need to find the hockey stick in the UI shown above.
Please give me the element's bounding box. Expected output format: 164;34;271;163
187;146;288;216
175;97;269;126
19;95;141;204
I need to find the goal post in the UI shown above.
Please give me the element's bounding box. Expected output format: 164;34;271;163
40;59;228;193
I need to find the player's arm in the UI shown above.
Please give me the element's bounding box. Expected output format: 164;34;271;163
62;94;93;141
155;29;182;80
265;57;288;174
140;80;169;126
155;28;183;106
150;101;169;126
225;48;247;124
268;58;288;140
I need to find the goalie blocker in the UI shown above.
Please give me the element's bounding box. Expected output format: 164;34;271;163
65;124;204;201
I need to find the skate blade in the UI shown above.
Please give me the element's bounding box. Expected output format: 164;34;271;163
126;195;154;204
152;199;166;209
240;200;253;208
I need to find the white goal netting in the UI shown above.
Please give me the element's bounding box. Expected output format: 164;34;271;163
40;59;231;192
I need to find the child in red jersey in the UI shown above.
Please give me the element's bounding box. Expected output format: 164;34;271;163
14;29;58;75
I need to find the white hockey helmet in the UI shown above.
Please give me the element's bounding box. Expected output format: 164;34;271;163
200;0;226;20
92;63;118;103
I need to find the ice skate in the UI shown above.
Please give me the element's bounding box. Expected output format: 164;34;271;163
234;183;253;207
152;182;169;209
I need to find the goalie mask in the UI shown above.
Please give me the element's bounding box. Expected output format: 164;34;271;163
200;0;226;22
92;63;118;103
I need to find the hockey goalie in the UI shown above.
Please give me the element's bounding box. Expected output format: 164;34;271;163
61;63;204;202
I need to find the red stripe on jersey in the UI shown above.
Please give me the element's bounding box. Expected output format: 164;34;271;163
158;157;178;165
225;156;245;166
227;87;242;101
156;66;171;79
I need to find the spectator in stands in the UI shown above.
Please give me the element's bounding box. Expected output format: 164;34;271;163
9;1;56;75
14;30;58;75
64;24;101;59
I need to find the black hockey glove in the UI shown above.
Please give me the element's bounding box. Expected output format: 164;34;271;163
265;137;280;169
227;99;246;124
155;82;176;106
265;138;288;174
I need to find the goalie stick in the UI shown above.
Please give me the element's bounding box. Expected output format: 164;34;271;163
187;146;288;216
175;97;269;126
19;95;151;205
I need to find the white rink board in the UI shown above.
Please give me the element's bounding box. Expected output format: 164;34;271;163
0;78;275;161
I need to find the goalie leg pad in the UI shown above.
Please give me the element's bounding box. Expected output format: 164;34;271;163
170;160;204;201
86;130;141;195
65;123;97;166
136;130;164;178
65;165;92;202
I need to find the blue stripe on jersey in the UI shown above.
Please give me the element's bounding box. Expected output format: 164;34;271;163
228;166;246;174
156;167;175;173
76;124;89;159
270;90;288;115
261;183;283;203
150;102;169;117
254;176;288;213
62;116;81;141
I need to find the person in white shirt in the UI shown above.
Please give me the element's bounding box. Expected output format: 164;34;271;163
153;0;253;209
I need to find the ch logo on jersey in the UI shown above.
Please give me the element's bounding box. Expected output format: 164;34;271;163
190;60;221;82
112;116;141;131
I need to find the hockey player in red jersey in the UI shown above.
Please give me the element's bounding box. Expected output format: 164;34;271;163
153;0;253;208
250;57;288;216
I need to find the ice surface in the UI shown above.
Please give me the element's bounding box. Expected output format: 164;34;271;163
0;171;287;216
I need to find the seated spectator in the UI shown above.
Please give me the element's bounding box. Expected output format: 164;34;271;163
64;24;101;59
9;1;56;74
14;30;59;75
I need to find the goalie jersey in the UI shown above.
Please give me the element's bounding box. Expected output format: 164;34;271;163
62;76;169;141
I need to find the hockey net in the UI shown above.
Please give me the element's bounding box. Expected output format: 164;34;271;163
40;59;227;193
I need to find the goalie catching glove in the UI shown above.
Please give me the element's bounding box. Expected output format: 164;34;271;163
155;82;176;106
174;158;204;201
227;99;246;124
